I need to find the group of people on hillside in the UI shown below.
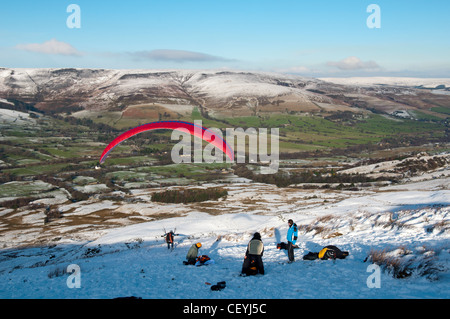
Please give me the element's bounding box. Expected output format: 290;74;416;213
166;219;300;276
165;218;348;276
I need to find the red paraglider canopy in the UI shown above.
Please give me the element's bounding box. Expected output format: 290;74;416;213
99;121;234;164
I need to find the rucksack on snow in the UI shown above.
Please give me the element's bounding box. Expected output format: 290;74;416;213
302;245;349;261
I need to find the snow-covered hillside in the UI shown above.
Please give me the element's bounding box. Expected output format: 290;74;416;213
0;108;36;125
0;68;325;113
0;174;448;299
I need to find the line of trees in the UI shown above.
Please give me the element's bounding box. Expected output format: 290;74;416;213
233;164;376;188
151;187;228;204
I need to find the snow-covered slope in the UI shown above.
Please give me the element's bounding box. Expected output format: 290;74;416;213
0;175;448;299
339;153;450;180
0;108;36;125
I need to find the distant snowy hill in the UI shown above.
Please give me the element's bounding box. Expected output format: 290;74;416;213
320;77;450;89
0;68;326;114
1;68;448;118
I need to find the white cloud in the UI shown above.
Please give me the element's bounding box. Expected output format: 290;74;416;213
129;49;232;63
327;56;380;70
278;66;312;74
16;39;82;56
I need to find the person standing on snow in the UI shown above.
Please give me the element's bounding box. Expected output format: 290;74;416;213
286;219;298;263
162;230;178;250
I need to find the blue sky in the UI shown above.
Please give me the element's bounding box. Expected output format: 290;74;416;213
1;0;449;77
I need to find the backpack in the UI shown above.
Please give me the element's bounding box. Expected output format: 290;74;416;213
211;281;226;291
302;245;349;261
166;232;174;243
319;245;349;260
196;255;211;264
248;259;258;275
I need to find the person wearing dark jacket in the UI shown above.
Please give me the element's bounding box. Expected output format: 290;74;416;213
162;230;178;250
241;232;265;276
286;219;298;263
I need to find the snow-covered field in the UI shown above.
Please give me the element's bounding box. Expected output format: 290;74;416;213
0;172;448;299
320;77;450;88
0;108;36;125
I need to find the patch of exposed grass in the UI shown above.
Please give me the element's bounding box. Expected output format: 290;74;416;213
366;246;447;280
431;106;450;115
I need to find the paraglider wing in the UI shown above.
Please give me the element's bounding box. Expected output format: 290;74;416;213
99;121;234;164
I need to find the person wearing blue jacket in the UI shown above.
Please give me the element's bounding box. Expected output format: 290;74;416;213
286;219;298;262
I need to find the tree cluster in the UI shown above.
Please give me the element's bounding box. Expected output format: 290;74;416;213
151;187;228;204
233;164;375;188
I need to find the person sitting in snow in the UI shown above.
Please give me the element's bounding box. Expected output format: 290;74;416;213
241;232;264;276
184;242;202;265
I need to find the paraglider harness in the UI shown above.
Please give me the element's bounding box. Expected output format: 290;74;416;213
162;228;177;250
196;255;211;265
166;232;174;244
248;258;258;275
302;245;349;260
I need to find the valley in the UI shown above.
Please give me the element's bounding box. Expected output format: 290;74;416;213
0;69;449;299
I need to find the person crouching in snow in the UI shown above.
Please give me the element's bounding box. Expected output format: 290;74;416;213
184;242;201;265
286;219;298;263
241;232;264;276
